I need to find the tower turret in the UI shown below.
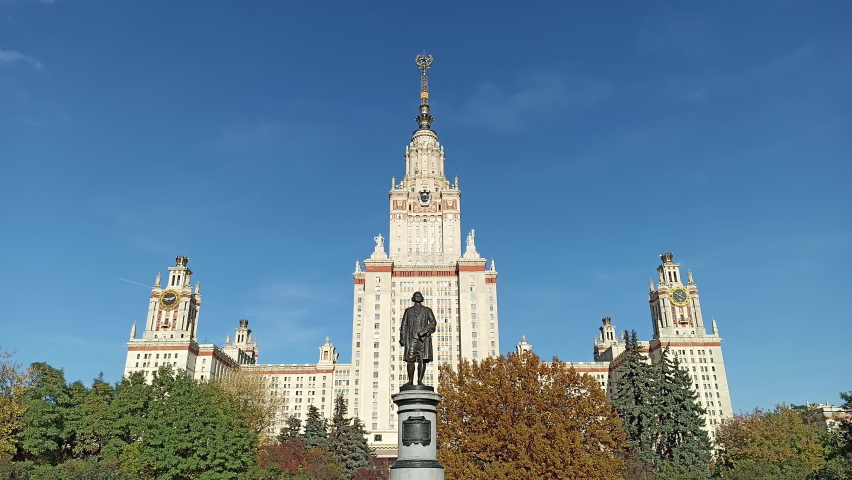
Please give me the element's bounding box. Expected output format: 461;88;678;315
388;53;462;264
141;256;201;340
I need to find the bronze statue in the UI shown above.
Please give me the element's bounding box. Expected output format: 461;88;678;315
399;291;437;386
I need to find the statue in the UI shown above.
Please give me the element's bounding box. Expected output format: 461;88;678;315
466;229;475;247
374;233;384;248
399;291;437;386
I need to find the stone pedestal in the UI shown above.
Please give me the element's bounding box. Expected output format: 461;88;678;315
390;385;444;480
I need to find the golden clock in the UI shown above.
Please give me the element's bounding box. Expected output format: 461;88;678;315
670;286;690;306
159;290;180;310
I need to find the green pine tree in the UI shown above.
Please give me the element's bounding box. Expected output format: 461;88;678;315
301;404;328;449
278;415;302;443
654;348;711;475
327;395;373;478
612;330;660;465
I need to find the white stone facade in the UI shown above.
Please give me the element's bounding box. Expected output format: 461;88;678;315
521;253;734;440
122;60;733;454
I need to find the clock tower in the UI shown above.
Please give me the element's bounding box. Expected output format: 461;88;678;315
648;252;705;337
646;253;733;436
141;256;201;341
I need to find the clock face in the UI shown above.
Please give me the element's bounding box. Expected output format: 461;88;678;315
159;290;179;310
671;287;689;306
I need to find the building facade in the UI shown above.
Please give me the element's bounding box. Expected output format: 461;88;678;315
124;56;732;453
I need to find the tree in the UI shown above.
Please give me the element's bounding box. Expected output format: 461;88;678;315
101;370;151;460
258;437;343;480
278;415;303;443
0;348;32;457
16;363;74;465
134;366;258;479
654;349;710;473
611;331;659;468
29;457;134;480
213;370;286;438
301;405;328;449
806;390;852;480
67;374;115;459
327;394;372;478
437;351;626;479
714;405;825;479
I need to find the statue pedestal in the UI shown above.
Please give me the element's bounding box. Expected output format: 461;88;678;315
390;385;444;480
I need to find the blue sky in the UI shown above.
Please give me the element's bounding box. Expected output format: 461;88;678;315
1;1;850;412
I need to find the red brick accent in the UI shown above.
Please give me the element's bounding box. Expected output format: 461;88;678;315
365;265;393;272
250;369;335;375
393;270;456;277
485;277;497;284
128;345;199;355
458;265;486;272
354;278;365;285
649;341;720;354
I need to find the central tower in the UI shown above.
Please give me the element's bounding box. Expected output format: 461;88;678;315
388;53;461;265
351;54;500;454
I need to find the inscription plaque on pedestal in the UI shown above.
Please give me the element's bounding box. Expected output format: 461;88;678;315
402;415;431;446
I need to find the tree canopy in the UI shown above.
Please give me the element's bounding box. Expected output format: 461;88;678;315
611;332;711;477
714;405;824;479
0;348;32;457
437;351;626;479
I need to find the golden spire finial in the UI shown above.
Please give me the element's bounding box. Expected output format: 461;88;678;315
414;52;434;129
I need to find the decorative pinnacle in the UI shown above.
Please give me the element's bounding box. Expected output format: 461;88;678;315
415;52;434;130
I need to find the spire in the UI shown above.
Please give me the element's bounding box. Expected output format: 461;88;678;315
130;322;137;340
155;272;161;288
415;52;434;130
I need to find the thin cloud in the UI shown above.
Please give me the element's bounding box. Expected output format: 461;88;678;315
0;47;43;70
14;116;47;127
453;71;609;133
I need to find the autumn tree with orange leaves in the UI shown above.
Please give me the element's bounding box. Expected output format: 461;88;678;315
437;351;626;480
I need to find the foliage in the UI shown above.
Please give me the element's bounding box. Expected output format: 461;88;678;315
302;405;328;449
714;405;825;478
258;437;343;480
611;334;711;477
652;461;711;480
653;349;710;473
13;364;259;478
213;370;286;438
327;395;373;478
806;391;852;480
29;457;134;480
134;366;258;479
437;351;626;479
612;331;660;466
0;348;33;457
351;457;390;480
16;363;75;465
277;415;302;443
0;454;30;480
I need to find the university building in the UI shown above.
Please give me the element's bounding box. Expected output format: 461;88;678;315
123;55;732;455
